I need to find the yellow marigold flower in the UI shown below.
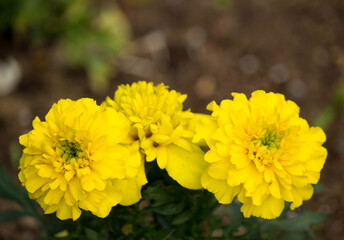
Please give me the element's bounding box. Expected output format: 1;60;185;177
194;90;327;219
19;98;147;221
103;81;208;190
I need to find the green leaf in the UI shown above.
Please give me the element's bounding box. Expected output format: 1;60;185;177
156;215;172;230
0;210;27;223
142;185;182;208
98;227;109;240
0;167;37;217
143;186;175;203
171;208;194;225
313;183;326;194
84;228;98;240
261;209;328;233
9;141;21;168
0;166;23;202
313;82;344;130
220;202;245;235
154;201;186;216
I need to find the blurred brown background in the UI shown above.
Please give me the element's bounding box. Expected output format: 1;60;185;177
1;0;344;239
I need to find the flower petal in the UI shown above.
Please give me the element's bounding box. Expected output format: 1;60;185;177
165;144;208;190
201;171;240;204
241;195;285;219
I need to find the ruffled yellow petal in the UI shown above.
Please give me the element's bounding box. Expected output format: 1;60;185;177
201;170;240;204
91;185;123;218
56;202;81;221
207;158;230;180
240;195;285;219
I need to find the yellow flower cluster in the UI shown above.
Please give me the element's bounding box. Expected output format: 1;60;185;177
19;99;147;220
104;81;208;189
194;90;327;219
19;81;327;221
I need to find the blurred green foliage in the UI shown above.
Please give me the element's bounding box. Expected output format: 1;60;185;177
124;0;157;5
0;0;131;92
314;82;344;130
212;0;234;11
0;167;42;226
9;141;21;168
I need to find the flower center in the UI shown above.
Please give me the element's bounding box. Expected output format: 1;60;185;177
260;127;282;149
60;140;82;164
247;127;283;170
249;146;272;166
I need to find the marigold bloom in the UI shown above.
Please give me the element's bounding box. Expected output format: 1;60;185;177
194;90;327;219
19;98;147;220
103;81;208;189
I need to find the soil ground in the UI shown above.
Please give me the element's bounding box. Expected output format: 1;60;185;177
1;0;344;239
